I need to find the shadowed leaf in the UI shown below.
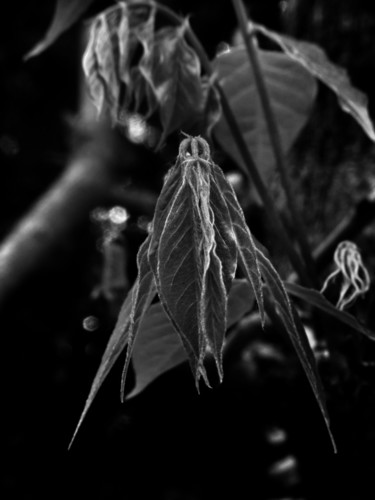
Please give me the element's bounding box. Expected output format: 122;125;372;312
285;282;375;340
140;23;204;147
127;279;255;398
253;22;375;142
257;250;336;452
212;164;264;322
213;46;317;175
25;0;95;60
70;236;156;447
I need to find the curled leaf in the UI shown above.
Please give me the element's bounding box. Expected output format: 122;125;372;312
82;4;220;145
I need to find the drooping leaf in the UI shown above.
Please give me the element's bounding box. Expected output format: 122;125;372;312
213;46;317;175
69;236;156;447
25;0;95;60
253;22;375;142
257;250;336;452
150;155;228;383
285;282;375;341
139;22;204;147
212;163;264;322
127;279;255;399
120;237;157;400
82;2;157;120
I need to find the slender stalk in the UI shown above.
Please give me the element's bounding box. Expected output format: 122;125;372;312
231;0;318;286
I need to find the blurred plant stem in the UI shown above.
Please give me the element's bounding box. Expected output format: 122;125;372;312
0;123;156;307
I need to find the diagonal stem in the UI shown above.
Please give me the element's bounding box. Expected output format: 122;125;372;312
231;0;318;287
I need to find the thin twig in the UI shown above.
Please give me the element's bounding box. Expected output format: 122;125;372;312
231;0;317;286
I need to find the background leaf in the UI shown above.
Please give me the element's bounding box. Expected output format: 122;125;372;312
25;0;95;59
127;279;255;399
213;46;317;176
285;282;375;340
253;22;375;142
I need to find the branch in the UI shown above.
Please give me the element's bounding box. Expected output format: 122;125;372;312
0;124;153;306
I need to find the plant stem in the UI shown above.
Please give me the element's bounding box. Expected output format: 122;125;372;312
151;2;311;285
231;0;318;287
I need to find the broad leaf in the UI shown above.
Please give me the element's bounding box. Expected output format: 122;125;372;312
253;23;375;142
127;279;255;399
25;0;95;59
213;46;317;175
212;163;264;322
257;250;336;452
285;282;375;341
70;236;156;447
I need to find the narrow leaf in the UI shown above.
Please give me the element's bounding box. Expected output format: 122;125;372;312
70;236;156;447
25;0;95;59
127;279;255;399
285;282;375;340
147;163;204;377
212;163;264;322
257;250;336;452
213;46;317;175
120;237;157;400
253;22;375;142
152;160;227;383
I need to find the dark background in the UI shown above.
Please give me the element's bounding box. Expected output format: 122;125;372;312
1;1;375;499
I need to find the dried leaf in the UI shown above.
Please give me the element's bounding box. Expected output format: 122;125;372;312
82;2;157;120
25;0;95;59
253;22;375;142
285;282;375;341
127;279;255;399
257;250;336;452
213;46;317;175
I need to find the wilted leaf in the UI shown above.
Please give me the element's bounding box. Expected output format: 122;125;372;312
213;46;317;175
257;250;336;452
82;2;157;120
127;279;255;399
253;22;375;142
25;0;95;59
285;282;375;341
70;236;156;447
140;23;204;147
